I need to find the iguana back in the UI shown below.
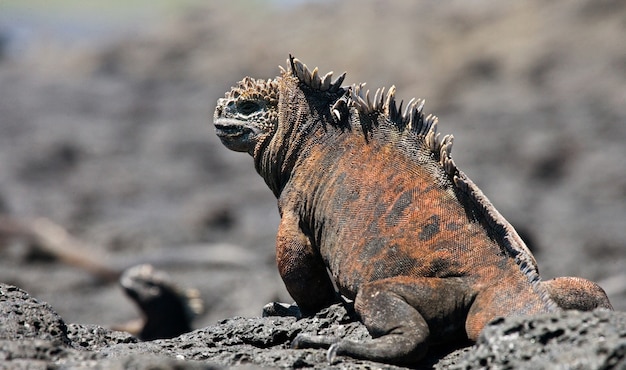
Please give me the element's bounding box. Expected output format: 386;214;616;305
213;56;612;365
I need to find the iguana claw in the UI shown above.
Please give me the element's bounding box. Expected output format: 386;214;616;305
327;343;341;364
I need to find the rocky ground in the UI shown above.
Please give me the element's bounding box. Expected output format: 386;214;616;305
0;0;625;368
2;283;625;369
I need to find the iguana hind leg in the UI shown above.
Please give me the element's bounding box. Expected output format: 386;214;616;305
294;276;472;365
542;277;613;311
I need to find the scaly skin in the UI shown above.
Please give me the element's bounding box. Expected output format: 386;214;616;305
213;56;613;365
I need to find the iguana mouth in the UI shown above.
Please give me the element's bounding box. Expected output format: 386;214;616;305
214;118;260;152
214;119;249;139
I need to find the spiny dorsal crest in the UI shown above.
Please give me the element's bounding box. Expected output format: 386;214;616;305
284;56;346;93
224;76;280;105
350;83;457;179
285;56;458;179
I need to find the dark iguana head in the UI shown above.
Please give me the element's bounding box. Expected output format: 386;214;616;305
213;57;347;195
213;57;346;156
214;77;280;154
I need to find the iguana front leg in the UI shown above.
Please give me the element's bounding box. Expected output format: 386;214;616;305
275;210;338;316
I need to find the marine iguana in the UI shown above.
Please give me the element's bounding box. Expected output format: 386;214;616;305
213;56;612;365
119;264;203;341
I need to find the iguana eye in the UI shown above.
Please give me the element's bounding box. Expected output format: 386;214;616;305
237;100;262;115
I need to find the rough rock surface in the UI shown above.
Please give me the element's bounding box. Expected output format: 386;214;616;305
451;310;626;370
1;283;625;369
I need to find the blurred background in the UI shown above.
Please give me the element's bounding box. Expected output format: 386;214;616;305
0;0;624;331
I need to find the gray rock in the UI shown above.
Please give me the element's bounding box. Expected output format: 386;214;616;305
1;283;625;369
0;284;69;344
65;323;137;352
448;309;626;370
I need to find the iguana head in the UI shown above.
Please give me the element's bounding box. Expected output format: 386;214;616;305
214;56;348;195
213;77;280;154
